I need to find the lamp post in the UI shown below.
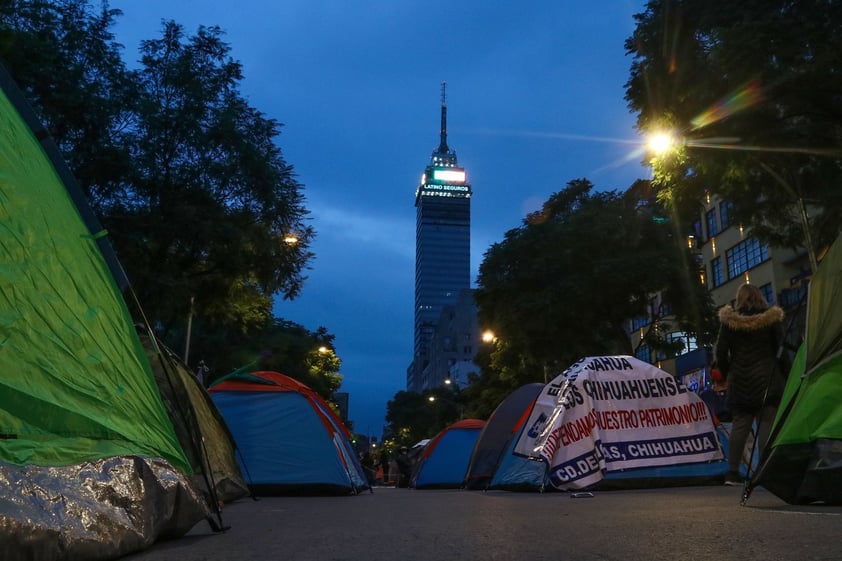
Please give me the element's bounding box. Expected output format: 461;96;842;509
757;162;819;273
184;295;195;366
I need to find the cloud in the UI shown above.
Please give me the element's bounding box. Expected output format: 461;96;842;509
309;200;415;263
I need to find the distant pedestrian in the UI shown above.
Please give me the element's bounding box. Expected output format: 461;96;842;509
378;450;391;485
360;450;376;486
195;360;209;388
396;446;412;488
715;284;785;486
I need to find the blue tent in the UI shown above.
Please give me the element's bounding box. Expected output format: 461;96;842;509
488;421;736;491
210;371;369;495
489;440;548;491
412;419;486;489
595;424;731;489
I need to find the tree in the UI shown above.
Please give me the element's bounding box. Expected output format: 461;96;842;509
191;318;343;403
0;3;316;348
0;1;135;190
625;0;842;256
107;20;314;338
385;387;466;447
470;179;715;402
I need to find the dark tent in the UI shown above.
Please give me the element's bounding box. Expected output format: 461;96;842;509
140;331;249;504
464;383;545;490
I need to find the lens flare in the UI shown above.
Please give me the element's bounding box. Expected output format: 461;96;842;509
691;79;764;131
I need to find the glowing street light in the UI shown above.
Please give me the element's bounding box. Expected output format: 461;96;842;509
481;330;497;344
647;131;678;156
427;394;464;420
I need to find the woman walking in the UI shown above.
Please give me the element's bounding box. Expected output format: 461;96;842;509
715;284;786;486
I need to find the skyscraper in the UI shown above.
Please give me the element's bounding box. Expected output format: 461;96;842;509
408;83;472;392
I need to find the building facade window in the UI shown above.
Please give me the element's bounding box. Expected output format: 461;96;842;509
711;256;724;287
692;219;703;242
719;200;734;229
706;208;719;238
667;331;698;356
759;282;775;305
726;238;770;280
631;315;649;331
635;344;651;363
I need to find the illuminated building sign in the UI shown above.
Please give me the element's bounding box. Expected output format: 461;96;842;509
433;169;466;183
417;182;471;199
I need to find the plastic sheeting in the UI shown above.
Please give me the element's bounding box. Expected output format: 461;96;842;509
0;456;209;561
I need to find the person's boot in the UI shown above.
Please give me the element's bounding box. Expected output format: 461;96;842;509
724;471;742;486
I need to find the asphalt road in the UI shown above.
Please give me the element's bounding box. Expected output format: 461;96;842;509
122;485;842;561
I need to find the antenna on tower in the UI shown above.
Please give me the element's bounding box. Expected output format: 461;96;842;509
438;81;449;153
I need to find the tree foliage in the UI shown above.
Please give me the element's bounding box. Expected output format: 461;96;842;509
468;179;715;412
385;387;467;447
626;0;842;253
113;20;314;336
0;1;316;356
190;318;342;403
0;0;139;202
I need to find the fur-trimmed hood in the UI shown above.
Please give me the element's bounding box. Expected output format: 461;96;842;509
718;305;784;331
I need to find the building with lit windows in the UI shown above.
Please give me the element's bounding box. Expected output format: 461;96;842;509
626;190;811;388
408;83;472;392
419;289;482;390
697;192;810;311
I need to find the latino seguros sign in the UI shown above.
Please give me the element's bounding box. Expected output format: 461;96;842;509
514;356;723;490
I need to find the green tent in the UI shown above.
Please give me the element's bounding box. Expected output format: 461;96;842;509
0;65;210;559
749;234;842;505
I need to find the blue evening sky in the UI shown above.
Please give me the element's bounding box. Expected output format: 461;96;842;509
110;1;651;436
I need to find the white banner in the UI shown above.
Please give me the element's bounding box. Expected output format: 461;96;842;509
514;356;723;490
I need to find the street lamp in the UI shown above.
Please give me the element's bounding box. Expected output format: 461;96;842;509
647;131;678;156
757;162;819;273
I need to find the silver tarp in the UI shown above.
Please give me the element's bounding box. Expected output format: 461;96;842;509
0;455;210;561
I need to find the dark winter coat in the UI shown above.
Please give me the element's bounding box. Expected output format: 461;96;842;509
715;304;785;413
